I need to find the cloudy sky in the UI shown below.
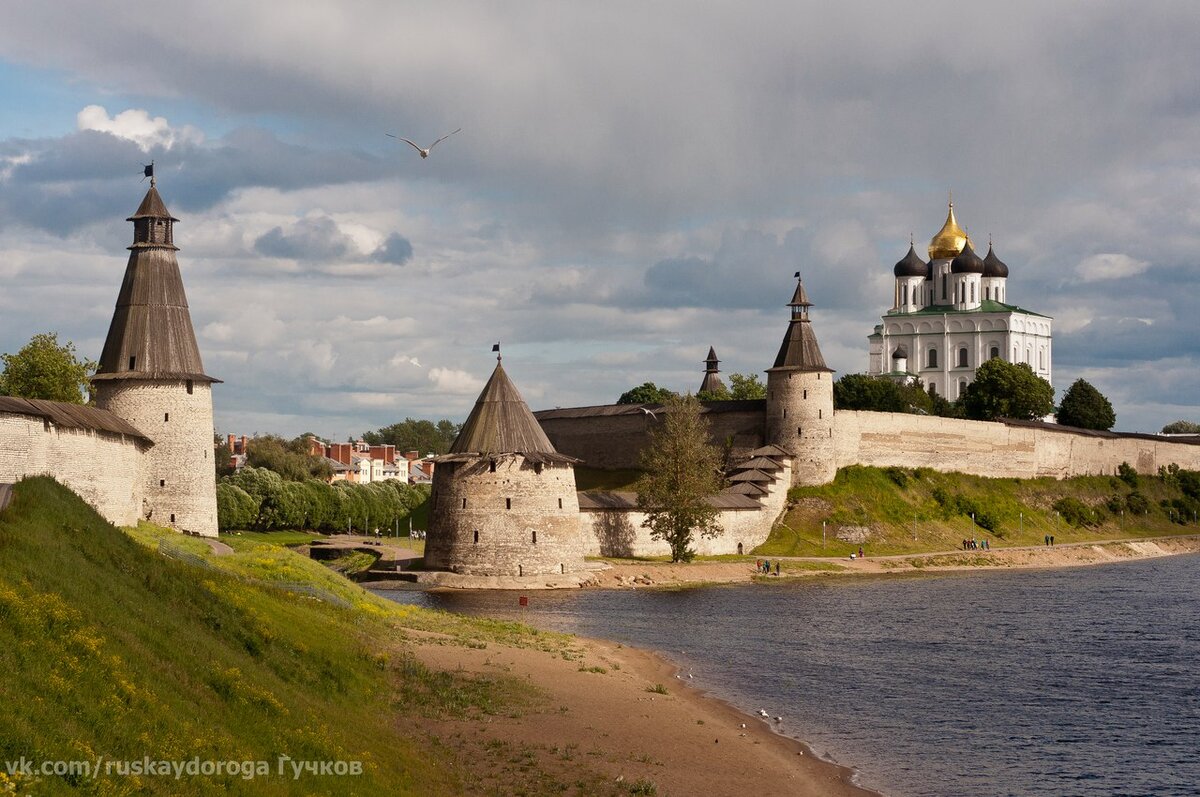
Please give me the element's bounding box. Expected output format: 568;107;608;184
1;0;1197;438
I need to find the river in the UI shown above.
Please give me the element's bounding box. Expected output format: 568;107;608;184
375;554;1200;796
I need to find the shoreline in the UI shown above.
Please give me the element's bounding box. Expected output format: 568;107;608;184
404;624;876;796
376;537;1200;794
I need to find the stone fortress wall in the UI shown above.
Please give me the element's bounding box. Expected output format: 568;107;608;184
578;458;792;558
94;380;219;537
833;411;1200;478
0;413;147;527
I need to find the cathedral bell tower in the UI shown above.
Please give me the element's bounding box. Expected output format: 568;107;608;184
764;274;836;486
92;176;220;537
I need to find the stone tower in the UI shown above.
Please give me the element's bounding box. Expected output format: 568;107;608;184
425;356;584;577
764;274;836;486
92;179;220;537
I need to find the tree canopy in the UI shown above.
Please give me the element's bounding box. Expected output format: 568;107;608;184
0;332;95;404
959;359;1055;421
361;418;461;455
834;374;933;414
244;435;334;481
1056;379;1116;430
1162;420;1200;434
634;394;724;562
617;382;678;405
697;373;766;402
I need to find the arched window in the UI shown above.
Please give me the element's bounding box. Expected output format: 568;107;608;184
928;348;938;368
901;284;908;305
942;274;947;300
970;283;975;303
1039;349;1046;370
990;346;999;359
958;379;967;398
958;347;968;368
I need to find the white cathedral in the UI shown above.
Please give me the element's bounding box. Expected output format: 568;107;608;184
867;202;1052;399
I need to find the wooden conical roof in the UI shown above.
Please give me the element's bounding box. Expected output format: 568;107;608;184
94;186;217;383
448;362;572;461
769;276;832;373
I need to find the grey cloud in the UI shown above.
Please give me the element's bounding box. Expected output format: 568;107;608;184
254;216;355;261
372;232;413;265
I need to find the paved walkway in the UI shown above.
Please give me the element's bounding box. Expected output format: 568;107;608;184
202;537;234;556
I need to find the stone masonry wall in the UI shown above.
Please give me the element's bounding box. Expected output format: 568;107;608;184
0;413;146;526
95;380;218;537
425;457;585;576
538;407;765;471
579;459;792;557
834;411;1200;478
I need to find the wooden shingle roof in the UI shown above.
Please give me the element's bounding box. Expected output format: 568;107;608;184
0;397;151;443
94;187;217;384
444;363;577;463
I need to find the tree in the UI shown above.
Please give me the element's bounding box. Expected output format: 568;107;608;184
1162;420;1200;434
244;435;333;481
834;374;933;414
361;418;461;455
634;394;724;562
617;382;677;405
959;359;1055;421
0;332;95;404
728;373;766;400
1056;379;1116;430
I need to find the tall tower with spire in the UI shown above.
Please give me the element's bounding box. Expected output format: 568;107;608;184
425;353;584;577
92;178;220;537
764;274;836;486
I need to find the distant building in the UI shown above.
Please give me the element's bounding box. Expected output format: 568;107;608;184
698;347;725;394
867;201;1053;399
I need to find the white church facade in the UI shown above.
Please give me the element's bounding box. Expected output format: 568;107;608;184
867;202;1052;399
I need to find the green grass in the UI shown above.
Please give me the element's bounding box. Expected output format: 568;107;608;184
219;529;328;547
0;477;580;795
574;467;642;492
755;465;1199;558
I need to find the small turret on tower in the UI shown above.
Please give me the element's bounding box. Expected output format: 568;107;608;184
764;273;836;486
698;346;725;395
92;179;220;537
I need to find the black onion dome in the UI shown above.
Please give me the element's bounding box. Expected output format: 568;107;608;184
983;244;1009;278
893;244;928;278
950;240;985;274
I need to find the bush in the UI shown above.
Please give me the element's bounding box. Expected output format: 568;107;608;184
1125;492;1151;516
1053;497;1103;527
1117;462;1139;489
884;467;909;488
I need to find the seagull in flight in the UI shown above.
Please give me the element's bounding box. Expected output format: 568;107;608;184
386;128;462;158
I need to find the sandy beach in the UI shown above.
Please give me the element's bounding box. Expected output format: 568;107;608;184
398;628;873;796
360;534;1200;794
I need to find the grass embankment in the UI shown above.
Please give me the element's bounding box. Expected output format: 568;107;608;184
0;477;585;796
757;465;1200;558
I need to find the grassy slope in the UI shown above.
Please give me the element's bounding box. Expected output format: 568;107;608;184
0;477;574;796
756;465;1199;557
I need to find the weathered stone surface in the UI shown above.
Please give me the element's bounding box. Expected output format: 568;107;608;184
0;413;148;526
94;380;218;537
425;455;586;576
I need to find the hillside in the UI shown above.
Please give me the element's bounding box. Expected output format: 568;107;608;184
0;477;588;796
756;465;1200;557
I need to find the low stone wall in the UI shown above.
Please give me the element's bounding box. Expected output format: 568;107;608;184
578;459;791;557
0;413;147;526
833;411;1200;478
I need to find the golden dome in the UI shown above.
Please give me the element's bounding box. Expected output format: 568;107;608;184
928;201;968;260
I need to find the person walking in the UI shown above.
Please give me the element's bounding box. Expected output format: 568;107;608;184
774;561;780;576
1045;534;1050;546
